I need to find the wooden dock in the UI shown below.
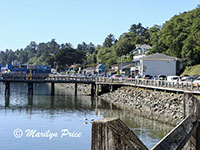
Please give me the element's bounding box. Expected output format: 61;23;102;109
92;92;200;150
0;75;200;95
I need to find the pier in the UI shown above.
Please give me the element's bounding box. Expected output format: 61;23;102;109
1;75;200;96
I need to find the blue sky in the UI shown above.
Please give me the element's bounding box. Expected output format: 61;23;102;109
0;0;199;50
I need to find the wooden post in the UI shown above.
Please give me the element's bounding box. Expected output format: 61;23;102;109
91;118;148;150
5;81;10;95
96;84;99;96
28;82;33;95
51;83;55;96
91;84;95;97
75;83;77;96
183;92;200;149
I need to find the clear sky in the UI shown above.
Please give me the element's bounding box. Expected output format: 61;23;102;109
0;0;199;51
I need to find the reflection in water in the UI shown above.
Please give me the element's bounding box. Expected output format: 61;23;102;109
5;94;10;108
0;82;172;150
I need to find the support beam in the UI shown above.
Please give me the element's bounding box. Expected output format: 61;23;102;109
96;84;99;96
91;84;95;97
5;82;10;95
51;83;55;96
75;83;78;96
28;82;33;95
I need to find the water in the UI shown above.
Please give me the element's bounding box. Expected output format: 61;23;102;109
0;83;172;150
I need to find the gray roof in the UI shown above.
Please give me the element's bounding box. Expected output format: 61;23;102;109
134;53;182;61
135;44;152;50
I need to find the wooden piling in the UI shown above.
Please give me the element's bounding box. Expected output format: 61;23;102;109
5;81;10;95
91;118;148;150
75;83;77;96
91;84;95;97
51;83;55;96
28;82;33;95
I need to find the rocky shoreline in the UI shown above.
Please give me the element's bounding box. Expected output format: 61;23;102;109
61;83;184;126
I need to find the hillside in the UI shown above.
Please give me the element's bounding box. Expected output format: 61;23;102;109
181;64;200;76
149;7;200;66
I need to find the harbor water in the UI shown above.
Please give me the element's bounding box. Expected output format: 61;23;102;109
0;82;172;150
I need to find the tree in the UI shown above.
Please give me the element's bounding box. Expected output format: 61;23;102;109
103;34;116;47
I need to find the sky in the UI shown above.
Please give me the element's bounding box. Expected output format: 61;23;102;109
0;0;199;51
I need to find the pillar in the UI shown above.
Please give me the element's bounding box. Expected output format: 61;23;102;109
96;84;99;96
5;82;10;95
75;83;77;96
28;82;33;95
51;83;55;96
91;84;95;97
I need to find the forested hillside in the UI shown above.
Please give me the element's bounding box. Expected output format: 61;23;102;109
149;7;200;66
0;6;199;71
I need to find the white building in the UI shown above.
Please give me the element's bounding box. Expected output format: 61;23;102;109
132;44;152;56
132;53;183;77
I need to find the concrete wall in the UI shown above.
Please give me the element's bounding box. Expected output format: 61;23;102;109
143;60;176;76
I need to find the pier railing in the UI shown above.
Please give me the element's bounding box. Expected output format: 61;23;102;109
1;75;200;94
95;77;200;93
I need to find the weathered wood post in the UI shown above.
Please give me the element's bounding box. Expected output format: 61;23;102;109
91;118;148;150
75;83;78;96
5;81;10;95
28;82;33;95
96;84;99;96
51;83;55;96
91;83;95;97
183;92;200;150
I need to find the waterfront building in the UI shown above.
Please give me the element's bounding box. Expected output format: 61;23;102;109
132;53;184;77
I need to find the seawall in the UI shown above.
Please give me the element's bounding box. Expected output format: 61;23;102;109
61;83;183;126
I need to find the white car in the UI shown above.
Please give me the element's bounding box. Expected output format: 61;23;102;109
193;77;200;87
167;76;179;84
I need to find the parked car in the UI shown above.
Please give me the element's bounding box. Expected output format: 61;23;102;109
193;77;200;87
154;74;167;80
143;74;152;79
111;74;120;79
179;76;196;86
167;76;179;83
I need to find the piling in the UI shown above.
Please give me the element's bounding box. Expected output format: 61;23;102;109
75;83;78;96
51;83;55;96
28;82;33;95
5;81;10;95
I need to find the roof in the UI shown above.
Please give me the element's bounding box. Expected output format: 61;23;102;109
134;53;182;61
135;44;152;50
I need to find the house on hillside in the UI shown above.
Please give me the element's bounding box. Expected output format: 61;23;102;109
131;44;152;56
132;53;184;77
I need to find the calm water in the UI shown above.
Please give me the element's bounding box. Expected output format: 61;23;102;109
0;83;172;150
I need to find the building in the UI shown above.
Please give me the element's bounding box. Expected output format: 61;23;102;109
132;53;183;77
82;67;96;75
96;64;105;74
132;44;152;56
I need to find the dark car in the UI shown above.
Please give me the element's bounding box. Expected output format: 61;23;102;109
143;74;152;79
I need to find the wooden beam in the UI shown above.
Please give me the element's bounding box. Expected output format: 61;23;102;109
152;115;198;150
92;118;148;150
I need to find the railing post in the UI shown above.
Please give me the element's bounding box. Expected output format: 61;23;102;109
184;92;200;149
91;118;148;150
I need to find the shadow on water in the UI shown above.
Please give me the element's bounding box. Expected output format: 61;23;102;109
0;82;173;149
